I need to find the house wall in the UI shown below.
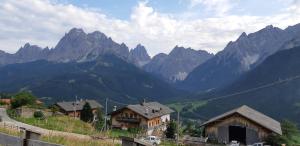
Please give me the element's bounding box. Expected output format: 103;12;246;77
111;108;148;129
111;108;170;133
204;114;272;145
62;109;97;118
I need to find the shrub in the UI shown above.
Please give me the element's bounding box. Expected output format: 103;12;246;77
128;127;142;134
266;120;300;145
93;108;104;131
33;111;45;120
11;92;37;109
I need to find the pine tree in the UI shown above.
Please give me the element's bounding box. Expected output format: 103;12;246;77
165;120;177;139
80;102;93;122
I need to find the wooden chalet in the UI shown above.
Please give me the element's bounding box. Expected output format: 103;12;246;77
109;101;174;135
201;105;282;145
55;100;102;117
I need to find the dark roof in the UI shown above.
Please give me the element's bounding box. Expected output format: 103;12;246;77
56;100;102;112
110;102;174;119
201;105;282;135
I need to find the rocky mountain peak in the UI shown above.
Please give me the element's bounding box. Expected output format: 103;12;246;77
68;28;85;36
87;31;107;40
0;50;6;55
144;46;213;82
169;46;187;55
17;43;43;54
129;44;151;67
133;44;147;53
237;32;248;41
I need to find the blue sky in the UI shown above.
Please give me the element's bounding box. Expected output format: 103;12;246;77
58;0;289;19
0;0;300;56
57;0;189;19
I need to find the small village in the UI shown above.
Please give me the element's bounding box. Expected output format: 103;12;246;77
0;92;298;146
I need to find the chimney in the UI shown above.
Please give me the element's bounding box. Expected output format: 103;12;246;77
113;106;117;111
145;108;149;115
141;98;146;106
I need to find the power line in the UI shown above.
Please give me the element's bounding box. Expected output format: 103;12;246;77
108;98;129;106
205;74;300;102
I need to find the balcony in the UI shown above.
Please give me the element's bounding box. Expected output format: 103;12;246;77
116;117;141;123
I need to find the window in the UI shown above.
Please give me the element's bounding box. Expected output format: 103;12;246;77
130;113;133;118
125;113;128;117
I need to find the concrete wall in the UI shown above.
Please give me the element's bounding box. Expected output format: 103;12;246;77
0;132;63;146
16;107;52;118
0;132;23;146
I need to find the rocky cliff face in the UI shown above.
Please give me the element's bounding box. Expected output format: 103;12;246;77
48;28;130;62
128;44;151;67
144;46;213;82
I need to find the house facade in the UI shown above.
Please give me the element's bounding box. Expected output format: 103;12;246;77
55;100;102;118
202;105;282;145
110;101;174;135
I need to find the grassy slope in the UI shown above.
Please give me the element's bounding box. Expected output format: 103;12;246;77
16;116;97;135
167;100;207;112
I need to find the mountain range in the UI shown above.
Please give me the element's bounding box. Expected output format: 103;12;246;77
0;55;183;104
1;23;300;124
192;45;300;124
144;46;213;82
182;24;300;92
0;28;208;84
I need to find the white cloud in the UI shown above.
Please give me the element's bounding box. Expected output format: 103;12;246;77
188;0;236;16
0;0;300;56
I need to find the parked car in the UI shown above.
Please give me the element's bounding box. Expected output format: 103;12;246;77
248;142;264;146
229;140;240;146
143;136;161;145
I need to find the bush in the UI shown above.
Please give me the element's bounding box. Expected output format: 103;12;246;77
93;108;104;131
33;111;45;120
128;127;142;134
7;109;18;118
11;92;37;109
266;120;300;145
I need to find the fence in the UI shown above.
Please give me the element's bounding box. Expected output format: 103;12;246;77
0;131;63;146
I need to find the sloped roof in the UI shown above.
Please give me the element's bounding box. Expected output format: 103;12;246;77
56;100;102;112
201;105;282;135
110;102;174;119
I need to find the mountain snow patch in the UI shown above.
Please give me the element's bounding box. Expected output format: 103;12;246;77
242;54;259;70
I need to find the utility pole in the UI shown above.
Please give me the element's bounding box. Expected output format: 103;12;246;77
177;110;180;146
104;98;108;131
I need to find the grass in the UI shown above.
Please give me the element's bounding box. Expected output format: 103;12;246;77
15;115;97;135
0;124;21;136
41;135;121;146
0;124;120;146
167;100;207;112
160;140;179;146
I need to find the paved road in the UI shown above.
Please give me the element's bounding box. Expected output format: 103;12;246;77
0;108;91;139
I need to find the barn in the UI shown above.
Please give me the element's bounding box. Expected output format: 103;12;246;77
201;105;282;145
